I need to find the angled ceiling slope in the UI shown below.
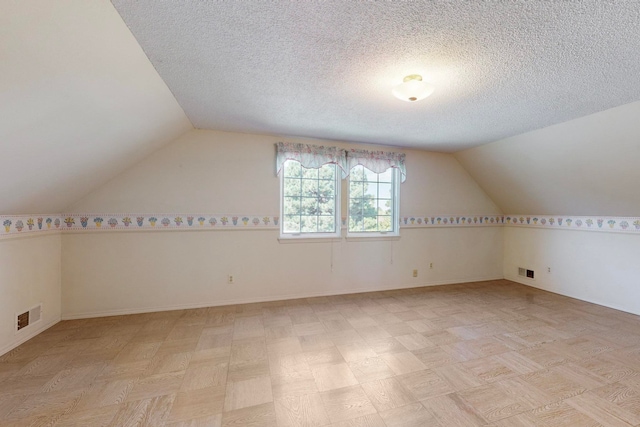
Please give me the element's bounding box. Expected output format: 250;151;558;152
455;101;640;217
112;1;640;152
1;1;192;215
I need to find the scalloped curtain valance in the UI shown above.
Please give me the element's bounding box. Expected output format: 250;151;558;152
276;142;349;178
276;142;406;182
347;148;407;183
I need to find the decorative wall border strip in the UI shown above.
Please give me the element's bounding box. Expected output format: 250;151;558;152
504;215;640;233
2;213;639;240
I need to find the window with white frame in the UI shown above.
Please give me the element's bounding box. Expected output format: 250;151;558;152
348;165;398;234
276;143;405;239
277;142;346;238
281;160;340;235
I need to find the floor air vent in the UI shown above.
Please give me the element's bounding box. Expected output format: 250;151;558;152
16;304;42;332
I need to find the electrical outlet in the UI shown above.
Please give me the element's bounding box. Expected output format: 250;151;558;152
547;267;551;273
429;262;433;269
228;275;234;284
412;269;418;277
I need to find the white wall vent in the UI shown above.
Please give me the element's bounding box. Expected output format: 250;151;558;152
16;304;42;332
518;267;534;279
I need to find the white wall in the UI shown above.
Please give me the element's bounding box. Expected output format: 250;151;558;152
504;226;640;315
0;235;62;355
62;129;503;318
455;101;640;216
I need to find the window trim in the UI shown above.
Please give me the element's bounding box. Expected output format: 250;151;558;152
279;160;342;240
347;166;400;238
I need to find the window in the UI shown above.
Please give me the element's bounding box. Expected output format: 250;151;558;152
348;165;399;235
280;160;340;237
276;142;405;240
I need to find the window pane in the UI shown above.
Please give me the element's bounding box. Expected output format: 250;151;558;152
301;198;318;216
318;179;334;196
283;196;302;215
300;216;318;232
378;168;392;183
319;164;335;180
348;165;397;234
364;182;377;197
302;167;318;179
301;179;318;197
283;215;301;233
364;167;377;182
349;181;363;197
349;215;362;231
318;198;335;215
284;160;302;178
318;216;335;232
377;199;392;215
378;183;392;199
350;165;365;181
283;178;301;196
363;216;378;231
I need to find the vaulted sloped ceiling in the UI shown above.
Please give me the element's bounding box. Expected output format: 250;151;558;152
455;101;640;216
1;1;192;215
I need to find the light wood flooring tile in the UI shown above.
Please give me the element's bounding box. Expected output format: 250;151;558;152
458;382;530;422
379;322;417;337
221;401;277;427
329;413;385;427
223;375;273;411
434;363;484;392
268;337;303;358
564;391;639;426
311;362;359;392
6;388;86;421
125;371;185;402
336;342;377;363
395;333;434;351
294;322;326;337
167;386;225;423
379;351;426;376
304;346;345;367
356;327;392;342
299;333;334;352
379;402;439;427
360;377;416;412
166;414;222;427
397;368;454;401
366;337;406;355
109;393;176;427
348;357;395;383
274;393;330;427
411;345;466;368
320;385;377;424
55;404;120;427
180;360;228;391
421;393;488;426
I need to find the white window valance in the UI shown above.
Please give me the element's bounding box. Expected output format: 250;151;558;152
276;142;348;178
347;149;407;183
276;142;406;182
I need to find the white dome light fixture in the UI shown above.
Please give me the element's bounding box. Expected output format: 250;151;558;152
392;74;435;102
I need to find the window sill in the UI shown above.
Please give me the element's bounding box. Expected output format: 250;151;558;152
345;235;401;242
278;236;342;244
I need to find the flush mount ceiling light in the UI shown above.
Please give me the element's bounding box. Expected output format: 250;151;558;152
392;74;435;102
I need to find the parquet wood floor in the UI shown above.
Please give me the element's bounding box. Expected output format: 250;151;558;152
3;279;640;426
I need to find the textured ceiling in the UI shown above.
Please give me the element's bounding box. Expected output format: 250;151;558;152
111;0;640;152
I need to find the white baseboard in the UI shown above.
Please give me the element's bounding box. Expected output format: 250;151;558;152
61;275;504;320
504;274;640;317
0;317;60;357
